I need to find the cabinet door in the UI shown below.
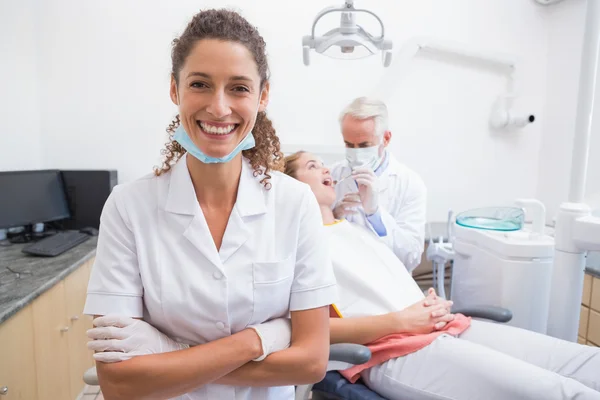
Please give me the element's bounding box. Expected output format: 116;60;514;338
64;260;95;399
0;305;38;400
31;281;71;400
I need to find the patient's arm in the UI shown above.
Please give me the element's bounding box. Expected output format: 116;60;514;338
331;294;455;344
330;314;398;345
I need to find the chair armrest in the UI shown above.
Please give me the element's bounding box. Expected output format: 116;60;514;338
295;344;372;400
452;305;513;323
329;343;371;365
83;367;99;385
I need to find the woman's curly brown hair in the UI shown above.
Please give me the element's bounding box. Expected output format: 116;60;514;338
154;9;284;188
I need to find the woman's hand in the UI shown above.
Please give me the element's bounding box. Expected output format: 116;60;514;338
423;288;455;329
248;318;292;361
87;315;292;364
389;288;455;335
87;315;190;363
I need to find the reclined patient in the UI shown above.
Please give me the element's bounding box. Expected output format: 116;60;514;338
282;151;600;400
87;151;600;400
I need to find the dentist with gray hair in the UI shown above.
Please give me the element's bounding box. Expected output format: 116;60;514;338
331;97;427;272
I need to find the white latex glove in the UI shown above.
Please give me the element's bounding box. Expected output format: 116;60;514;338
86;315;189;363
351;167;379;216
248;318;292;362
332;193;362;219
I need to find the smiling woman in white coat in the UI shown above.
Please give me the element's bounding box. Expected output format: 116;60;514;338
82;9;337;400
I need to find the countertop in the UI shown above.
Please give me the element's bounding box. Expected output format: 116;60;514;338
587;252;600;279
0;237;97;324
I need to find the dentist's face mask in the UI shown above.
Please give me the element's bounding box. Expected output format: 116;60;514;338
173;124;256;164
345;142;383;170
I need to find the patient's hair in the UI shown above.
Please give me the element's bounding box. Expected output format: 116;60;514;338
339;96;389;138
283;151;306;178
154;9;284;188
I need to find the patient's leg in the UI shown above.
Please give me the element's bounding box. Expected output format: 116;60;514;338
360;333;600;400
459;319;600;392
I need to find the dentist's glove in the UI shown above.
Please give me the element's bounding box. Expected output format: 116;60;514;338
86;315;189;363
332;193;362;219
351;167;379;216
248;318;292;362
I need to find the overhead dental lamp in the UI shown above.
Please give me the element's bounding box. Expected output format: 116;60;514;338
533;0;565;5
302;0;393;67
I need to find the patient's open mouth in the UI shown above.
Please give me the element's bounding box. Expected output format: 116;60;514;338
322;177;333;187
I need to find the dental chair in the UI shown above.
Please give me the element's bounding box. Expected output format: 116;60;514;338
83;306;511;400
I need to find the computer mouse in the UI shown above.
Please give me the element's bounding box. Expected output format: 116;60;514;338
80;227;99;236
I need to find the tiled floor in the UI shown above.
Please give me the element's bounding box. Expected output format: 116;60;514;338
78;385;103;400
81;394;103;400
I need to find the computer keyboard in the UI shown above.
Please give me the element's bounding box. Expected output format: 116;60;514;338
22;231;90;257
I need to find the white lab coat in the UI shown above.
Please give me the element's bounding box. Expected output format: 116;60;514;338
330;153;427;272
84;153;338;400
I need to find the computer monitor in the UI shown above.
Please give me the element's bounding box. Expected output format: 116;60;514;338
0;170;71;230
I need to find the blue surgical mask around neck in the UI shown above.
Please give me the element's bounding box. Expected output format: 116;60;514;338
172;124;255;164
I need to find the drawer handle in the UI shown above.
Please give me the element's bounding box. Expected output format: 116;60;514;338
60;326;70;333
0;386;8;395
71;315;80;321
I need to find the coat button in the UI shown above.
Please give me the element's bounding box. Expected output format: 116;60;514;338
213;271;223;280
216;321;226;330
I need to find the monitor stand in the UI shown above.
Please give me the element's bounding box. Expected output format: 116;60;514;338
7;224;51;244
7;225;35;244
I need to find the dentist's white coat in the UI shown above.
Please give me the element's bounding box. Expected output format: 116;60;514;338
330;153;427;272
84;153;337;400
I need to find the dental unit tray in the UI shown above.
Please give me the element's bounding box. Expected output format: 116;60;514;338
455;207;525;231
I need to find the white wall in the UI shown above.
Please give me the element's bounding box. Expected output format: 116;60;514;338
535;0;600;221
28;0;555;222
7;0;595;223
0;0;42;171
367;0;548;223
34;0;178;183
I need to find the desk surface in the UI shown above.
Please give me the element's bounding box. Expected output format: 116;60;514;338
0;238;97;324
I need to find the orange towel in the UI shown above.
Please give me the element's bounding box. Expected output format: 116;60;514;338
334;310;471;383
